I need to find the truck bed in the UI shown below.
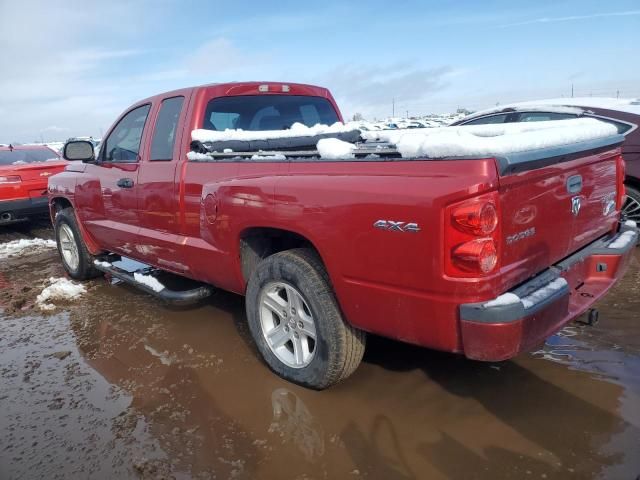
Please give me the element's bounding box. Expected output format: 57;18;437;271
189;118;624;176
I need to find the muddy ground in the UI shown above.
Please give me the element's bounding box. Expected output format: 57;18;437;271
1;220;639;479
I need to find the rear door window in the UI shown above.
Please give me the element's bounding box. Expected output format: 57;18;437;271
103;104;151;163
150;96;184;161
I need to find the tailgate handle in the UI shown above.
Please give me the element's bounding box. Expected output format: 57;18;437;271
566;175;583;194
117;178;134;188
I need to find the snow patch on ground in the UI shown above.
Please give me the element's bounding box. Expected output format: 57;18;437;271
0;238;56;260
133;272;165;292
36;277;87;311
521;278;568;310
93;260;112;268
484;292;521;308
317;138;355;159
624;220;637;229
192;122;355;143
144;345;175;366
608;231;636;249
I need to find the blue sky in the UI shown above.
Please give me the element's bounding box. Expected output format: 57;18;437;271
1;0;639;142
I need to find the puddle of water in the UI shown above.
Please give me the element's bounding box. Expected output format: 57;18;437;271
2;225;640;479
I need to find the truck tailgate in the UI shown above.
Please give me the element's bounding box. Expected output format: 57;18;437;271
498;147;621;289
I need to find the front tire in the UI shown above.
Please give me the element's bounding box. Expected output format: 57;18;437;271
54;207;101;280
246;248;366;389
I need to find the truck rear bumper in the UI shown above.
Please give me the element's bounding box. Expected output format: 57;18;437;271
0;196;49;224
459;222;638;361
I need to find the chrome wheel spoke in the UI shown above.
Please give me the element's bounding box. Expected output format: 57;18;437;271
263;292;286;317
297;314;316;339
623;196;640;220
292;335;305;366
285;285;304;313
267;324;291;348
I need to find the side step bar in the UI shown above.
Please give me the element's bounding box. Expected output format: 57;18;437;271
93;259;214;306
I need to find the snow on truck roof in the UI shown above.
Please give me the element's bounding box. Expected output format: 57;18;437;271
465;97;640;120
190;117;620;163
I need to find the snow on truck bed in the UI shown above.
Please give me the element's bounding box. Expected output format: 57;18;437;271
191;122;356;143
190;117;618;160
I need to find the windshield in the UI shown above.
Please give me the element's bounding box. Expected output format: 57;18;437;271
203;95;339;131
0;149;59;166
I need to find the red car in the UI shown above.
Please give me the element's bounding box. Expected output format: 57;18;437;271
0;144;65;225
49;82;637;389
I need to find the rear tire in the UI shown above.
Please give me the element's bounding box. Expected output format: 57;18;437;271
623;184;640;224
54;207;102;280
245;248;366;389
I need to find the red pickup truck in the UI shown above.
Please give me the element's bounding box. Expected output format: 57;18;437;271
49;82;638;389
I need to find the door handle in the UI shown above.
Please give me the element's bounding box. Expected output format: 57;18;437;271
117;178;134;188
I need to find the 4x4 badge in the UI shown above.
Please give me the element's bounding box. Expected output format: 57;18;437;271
374;220;421;233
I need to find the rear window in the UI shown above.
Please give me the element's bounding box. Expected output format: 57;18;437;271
0;149;59;166
203;95;339;131
517;112;577;122
463;113;509;125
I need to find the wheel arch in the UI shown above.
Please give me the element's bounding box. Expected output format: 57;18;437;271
50;196;102;255
238;226;327;286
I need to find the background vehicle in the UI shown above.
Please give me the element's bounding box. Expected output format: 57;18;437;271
451;98;640;222
49;82;637;389
0;144;64;225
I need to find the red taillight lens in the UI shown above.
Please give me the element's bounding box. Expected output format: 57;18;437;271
0;175;21;184
616;154;626;210
445;191;501;278
452;238;498;273
452;201;498;235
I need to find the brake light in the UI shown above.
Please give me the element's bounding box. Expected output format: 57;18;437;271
616;154;626;210
452;201;498;235
445;192;501;278
0;175;21;184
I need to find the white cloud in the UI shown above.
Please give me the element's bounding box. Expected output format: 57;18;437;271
0;0;163;142
185;37;271;75
317;63;456;119
502;9;640;27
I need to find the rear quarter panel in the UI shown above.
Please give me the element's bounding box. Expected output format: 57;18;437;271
193;158;499;351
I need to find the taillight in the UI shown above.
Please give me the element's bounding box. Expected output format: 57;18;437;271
445;192;501;278
616;154;626;210
452;200;498;235
452;238;498;273
0;175;21;184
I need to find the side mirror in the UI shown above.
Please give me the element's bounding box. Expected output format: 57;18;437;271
63;140;96;163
